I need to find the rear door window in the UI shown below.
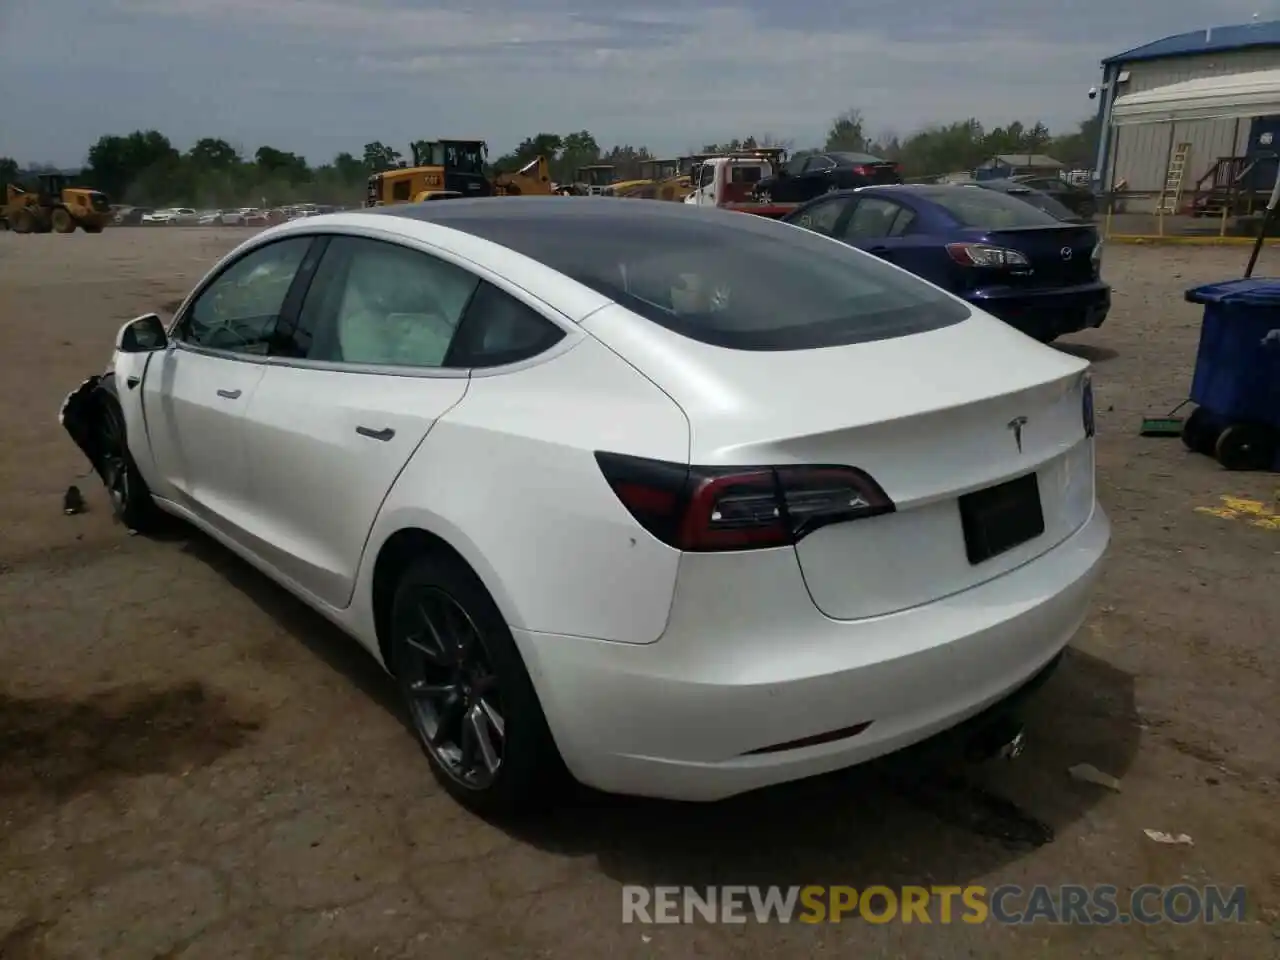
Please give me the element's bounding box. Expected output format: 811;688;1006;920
840;198;914;240
791;197;854;235
430;208;970;351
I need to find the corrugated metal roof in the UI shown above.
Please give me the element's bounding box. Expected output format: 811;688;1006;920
1104;19;1280;64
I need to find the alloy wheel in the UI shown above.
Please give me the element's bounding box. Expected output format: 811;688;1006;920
396;587;506;790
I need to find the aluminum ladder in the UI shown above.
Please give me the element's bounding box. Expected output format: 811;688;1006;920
1157;143;1192;214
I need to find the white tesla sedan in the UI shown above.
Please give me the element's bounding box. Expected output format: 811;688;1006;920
60;198;1109;815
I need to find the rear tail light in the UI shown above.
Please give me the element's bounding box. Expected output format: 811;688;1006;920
946;242;1030;268
1082;375;1095;437
595;452;895;552
851;165;870;176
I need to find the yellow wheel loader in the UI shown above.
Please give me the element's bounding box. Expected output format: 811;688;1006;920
364;140;554;207
2;173;111;234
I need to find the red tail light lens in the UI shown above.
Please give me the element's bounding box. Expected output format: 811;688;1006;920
851;165;870;176
595;452;895;552
946;242;1030;268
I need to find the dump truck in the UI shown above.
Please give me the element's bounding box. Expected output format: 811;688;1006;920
2;173;111;234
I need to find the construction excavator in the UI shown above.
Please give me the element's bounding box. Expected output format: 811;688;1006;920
364;140;554;206
2;173;111;234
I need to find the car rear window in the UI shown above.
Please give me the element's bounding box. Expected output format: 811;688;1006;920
915;187;1064;229
982;183;1079;222
427;206;970;351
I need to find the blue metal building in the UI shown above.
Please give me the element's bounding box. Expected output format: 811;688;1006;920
1095;20;1280;211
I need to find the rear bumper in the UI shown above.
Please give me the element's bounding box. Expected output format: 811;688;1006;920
514;503;1110;802
969;283;1110;340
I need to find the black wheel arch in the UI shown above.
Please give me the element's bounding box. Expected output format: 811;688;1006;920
371;527;500;672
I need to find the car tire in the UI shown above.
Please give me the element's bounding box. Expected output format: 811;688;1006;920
389;551;567;817
93;383;162;532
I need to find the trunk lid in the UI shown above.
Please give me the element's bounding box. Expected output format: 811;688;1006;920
968;224;1099;288
582;306;1094;619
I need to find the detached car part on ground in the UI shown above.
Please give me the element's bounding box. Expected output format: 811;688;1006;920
61;198;1109;818
782;184;1110;343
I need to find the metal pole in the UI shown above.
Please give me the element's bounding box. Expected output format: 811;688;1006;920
1093;64;1117;195
1243;160;1280;278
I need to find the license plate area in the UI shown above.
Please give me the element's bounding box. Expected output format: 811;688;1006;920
958;473;1045;565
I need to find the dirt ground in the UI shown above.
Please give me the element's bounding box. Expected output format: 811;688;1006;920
0;229;1277;959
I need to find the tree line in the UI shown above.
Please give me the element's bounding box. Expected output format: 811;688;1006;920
0;109;1100;209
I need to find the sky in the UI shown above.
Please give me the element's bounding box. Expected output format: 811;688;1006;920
0;0;1275;167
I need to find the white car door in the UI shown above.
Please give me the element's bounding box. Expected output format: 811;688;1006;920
142;235;318;537
237;235;480;608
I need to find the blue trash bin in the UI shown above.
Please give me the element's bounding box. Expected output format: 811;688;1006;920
1183;278;1280;470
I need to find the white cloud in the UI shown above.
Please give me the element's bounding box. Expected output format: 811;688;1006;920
0;0;1271;164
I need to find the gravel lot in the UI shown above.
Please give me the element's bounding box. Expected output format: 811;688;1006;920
0;228;1277;958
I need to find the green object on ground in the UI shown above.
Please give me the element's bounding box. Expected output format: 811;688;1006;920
1140;416;1185;437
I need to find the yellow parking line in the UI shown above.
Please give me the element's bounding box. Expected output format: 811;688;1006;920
1194;495;1280;530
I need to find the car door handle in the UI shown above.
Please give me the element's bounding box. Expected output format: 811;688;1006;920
216;388;241;399
355;426;395;441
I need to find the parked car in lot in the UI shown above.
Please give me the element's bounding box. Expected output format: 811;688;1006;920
1009;174;1097;219
142;207;199;226
782;184;1110;342
113;206;153;226
59;198;1108;815
753;152;902;204
967;179;1087;222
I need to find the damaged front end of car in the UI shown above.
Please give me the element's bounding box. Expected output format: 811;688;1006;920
58;312;171;511
60;373;111;484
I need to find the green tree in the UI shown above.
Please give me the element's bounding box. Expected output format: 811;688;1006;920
824;109;866;153
188;137;240;169
85;130;181;199
254;146;309;183
333;151;367;183
0;156;18;186
556;130;600;181
362;141;402;172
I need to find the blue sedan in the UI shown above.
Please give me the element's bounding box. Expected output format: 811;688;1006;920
781;184;1110;342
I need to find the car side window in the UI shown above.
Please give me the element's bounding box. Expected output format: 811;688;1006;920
445;281;567;369
840;198;910;240
289;235;480;368
794;198;853;236
181;237;313;354
803;156;835;174
785;156;808;176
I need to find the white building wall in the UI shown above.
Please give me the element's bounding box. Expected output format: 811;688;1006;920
1108;48;1278;211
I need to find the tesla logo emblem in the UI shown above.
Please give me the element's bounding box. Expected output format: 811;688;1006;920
1061;246;1073;260
1008;416;1028;453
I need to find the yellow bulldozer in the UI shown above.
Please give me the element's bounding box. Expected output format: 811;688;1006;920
609;158;694;201
2;173;111;234
364;139;554;206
